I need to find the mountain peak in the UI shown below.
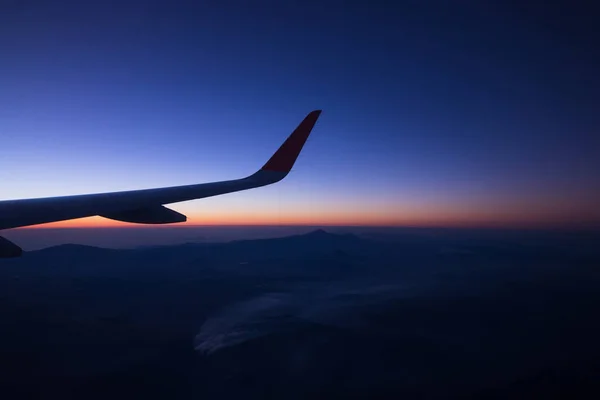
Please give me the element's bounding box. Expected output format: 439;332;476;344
302;229;362;240
306;228;329;236
32;243;116;256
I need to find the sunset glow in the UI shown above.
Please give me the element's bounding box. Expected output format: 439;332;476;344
23;204;599;230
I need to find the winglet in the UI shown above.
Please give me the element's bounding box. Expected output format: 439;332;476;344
260;110;322;172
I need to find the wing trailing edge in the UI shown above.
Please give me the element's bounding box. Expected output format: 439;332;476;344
100;205;187;224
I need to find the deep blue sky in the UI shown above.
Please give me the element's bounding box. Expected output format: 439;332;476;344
1;1;598;228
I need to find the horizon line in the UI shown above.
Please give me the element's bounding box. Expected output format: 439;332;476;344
11;223;600;232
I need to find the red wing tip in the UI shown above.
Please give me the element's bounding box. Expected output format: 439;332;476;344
308;110;322;120
260;110;322;173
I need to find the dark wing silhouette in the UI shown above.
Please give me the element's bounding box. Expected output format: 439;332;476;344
0;110;322;256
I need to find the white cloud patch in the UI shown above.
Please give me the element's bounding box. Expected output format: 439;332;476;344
194;282;416;355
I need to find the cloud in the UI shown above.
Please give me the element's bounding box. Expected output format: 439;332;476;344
194;293;297;354
193;282;414;355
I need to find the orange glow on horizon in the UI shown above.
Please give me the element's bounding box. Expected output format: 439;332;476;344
18;207;600;230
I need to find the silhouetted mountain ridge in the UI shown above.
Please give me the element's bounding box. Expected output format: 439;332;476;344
27;229;370;259
33;243;120;255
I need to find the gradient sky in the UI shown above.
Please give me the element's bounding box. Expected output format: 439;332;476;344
1;1;599;229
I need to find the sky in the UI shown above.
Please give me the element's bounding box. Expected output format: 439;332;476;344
1;0;599;230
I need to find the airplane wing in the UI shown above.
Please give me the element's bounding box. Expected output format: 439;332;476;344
0;110;322;257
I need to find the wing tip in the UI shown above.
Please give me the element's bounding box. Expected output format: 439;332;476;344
260;109;322;173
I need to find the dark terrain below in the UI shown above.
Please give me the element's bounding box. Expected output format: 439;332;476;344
1;228;600;399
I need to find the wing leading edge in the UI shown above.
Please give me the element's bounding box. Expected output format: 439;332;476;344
0;110;322;242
